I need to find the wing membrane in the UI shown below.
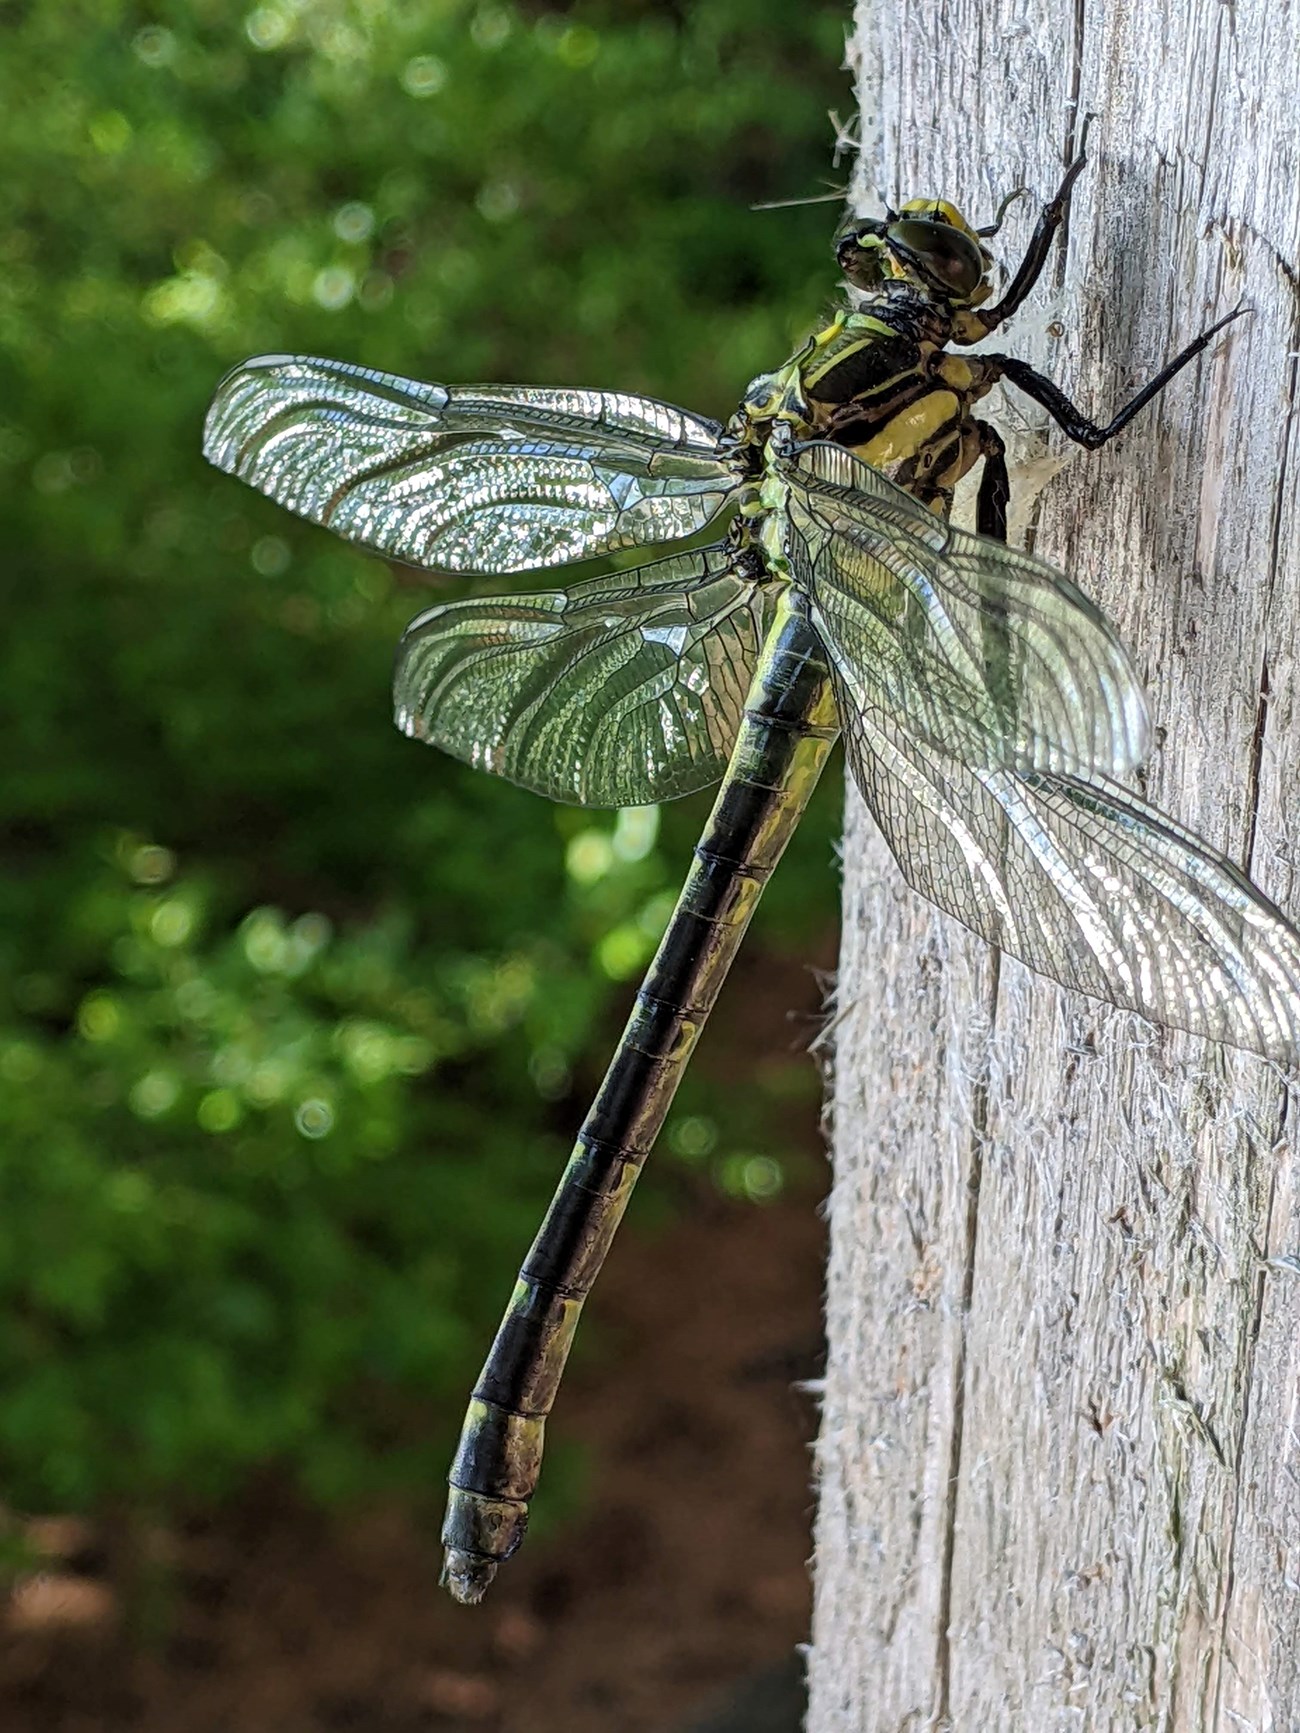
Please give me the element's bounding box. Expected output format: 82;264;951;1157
837;684;1300;1060
394;545;771;806
203;355;737;575
782;440;1149;781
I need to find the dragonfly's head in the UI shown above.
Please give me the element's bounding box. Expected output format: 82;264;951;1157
835;198;993;309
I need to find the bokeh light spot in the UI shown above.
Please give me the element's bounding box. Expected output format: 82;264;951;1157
333;202;375;244
150;898;196;948
566;830;613;885
295;1098;335;1140
130;1071;180;1119
401;55;447;97
132;26;175;66
197;1090;242;1133
77;994;122;1043
0;1042;42;1084
476;181;520;224
612;805;659;862
669;1115;718;1160
245;7;291;50
719;1152;785;1203
129;844;175;887
311;266;355;311
251;535;291;577
596;924;649;980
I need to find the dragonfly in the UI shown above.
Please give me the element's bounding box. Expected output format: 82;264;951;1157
203;142;1300;1603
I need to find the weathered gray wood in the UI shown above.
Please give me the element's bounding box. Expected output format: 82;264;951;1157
809;4;1300;1728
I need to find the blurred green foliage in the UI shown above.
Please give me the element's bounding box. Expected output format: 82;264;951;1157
0;0;847;1527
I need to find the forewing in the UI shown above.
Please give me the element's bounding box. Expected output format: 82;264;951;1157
783;440;1150;781
204;355;737;574
394;546;772;806
837;684;1300;1060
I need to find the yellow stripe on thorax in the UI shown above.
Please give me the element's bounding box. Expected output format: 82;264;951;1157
801;314;906;397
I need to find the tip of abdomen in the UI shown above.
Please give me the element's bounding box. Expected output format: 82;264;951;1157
441;1547;499;1605
441;1475;530;1604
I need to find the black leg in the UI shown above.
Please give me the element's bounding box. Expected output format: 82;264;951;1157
970;421;1016;735
975;421;1009;542
987;305;1247;449
971;117;1093;336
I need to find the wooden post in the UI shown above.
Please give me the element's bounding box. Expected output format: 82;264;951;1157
809;2;1300;1726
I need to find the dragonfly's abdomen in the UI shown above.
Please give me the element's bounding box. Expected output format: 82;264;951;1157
441;590;839;1603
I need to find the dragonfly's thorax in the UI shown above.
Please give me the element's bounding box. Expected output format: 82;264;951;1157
728;282;997;518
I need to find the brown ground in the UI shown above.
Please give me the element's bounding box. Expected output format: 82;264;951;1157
1;946;832;1733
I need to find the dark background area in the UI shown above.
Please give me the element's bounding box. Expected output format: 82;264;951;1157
0;2;850;1726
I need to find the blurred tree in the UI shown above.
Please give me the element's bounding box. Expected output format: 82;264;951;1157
0;0;847;1530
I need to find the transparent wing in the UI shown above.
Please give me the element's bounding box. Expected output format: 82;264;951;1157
836;681;1300;1060
203;355;738;575
781;440;1150;780
394;545;772;806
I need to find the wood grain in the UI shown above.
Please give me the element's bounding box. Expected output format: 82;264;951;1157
808;3;1300;1727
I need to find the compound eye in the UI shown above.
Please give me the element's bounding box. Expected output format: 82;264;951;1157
888;218;985;298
